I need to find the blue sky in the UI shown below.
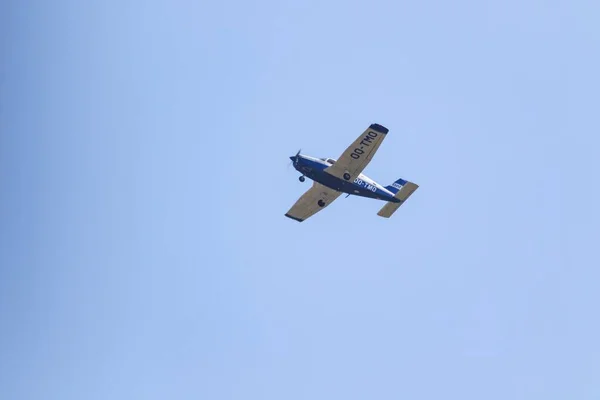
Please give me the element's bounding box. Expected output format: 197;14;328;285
1;0;599;399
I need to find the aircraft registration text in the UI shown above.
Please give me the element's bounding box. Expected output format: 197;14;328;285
350;131;378;160
354;178;377;192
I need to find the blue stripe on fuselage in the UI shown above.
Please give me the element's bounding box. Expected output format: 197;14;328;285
294;157;399;202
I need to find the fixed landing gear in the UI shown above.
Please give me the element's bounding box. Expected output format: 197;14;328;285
343;172;351;181
299;176;306;182
317;199;326;207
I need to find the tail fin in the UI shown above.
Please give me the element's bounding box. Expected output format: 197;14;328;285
385;177;409;195
378;180;419;218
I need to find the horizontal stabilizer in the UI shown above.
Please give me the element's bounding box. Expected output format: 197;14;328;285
377;181;419;218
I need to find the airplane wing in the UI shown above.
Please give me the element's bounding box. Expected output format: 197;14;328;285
285;182;342;222
325;123;389;181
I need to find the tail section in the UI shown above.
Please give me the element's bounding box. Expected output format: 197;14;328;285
378;179;419;218
385;177;409;195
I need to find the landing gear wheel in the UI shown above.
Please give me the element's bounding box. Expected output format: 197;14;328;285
343;172;351;181
299;176;305;182
318;199;326;207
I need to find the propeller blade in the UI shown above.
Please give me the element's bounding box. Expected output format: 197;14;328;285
288;149;301;170
294;149;301;165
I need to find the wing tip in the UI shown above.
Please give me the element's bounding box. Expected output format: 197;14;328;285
284;213;304;222
370;123;389;134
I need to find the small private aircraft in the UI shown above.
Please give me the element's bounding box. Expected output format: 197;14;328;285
286;123;419;222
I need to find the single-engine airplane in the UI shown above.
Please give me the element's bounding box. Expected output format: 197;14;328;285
286;123;419;222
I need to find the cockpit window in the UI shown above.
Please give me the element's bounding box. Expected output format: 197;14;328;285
319;157;337;165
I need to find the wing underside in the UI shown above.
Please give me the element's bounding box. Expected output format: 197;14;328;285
285;182;342;222
325;123;389;181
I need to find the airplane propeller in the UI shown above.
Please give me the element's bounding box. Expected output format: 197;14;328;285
288;149;301;168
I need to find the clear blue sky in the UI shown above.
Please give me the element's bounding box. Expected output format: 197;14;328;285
1;1;599;399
